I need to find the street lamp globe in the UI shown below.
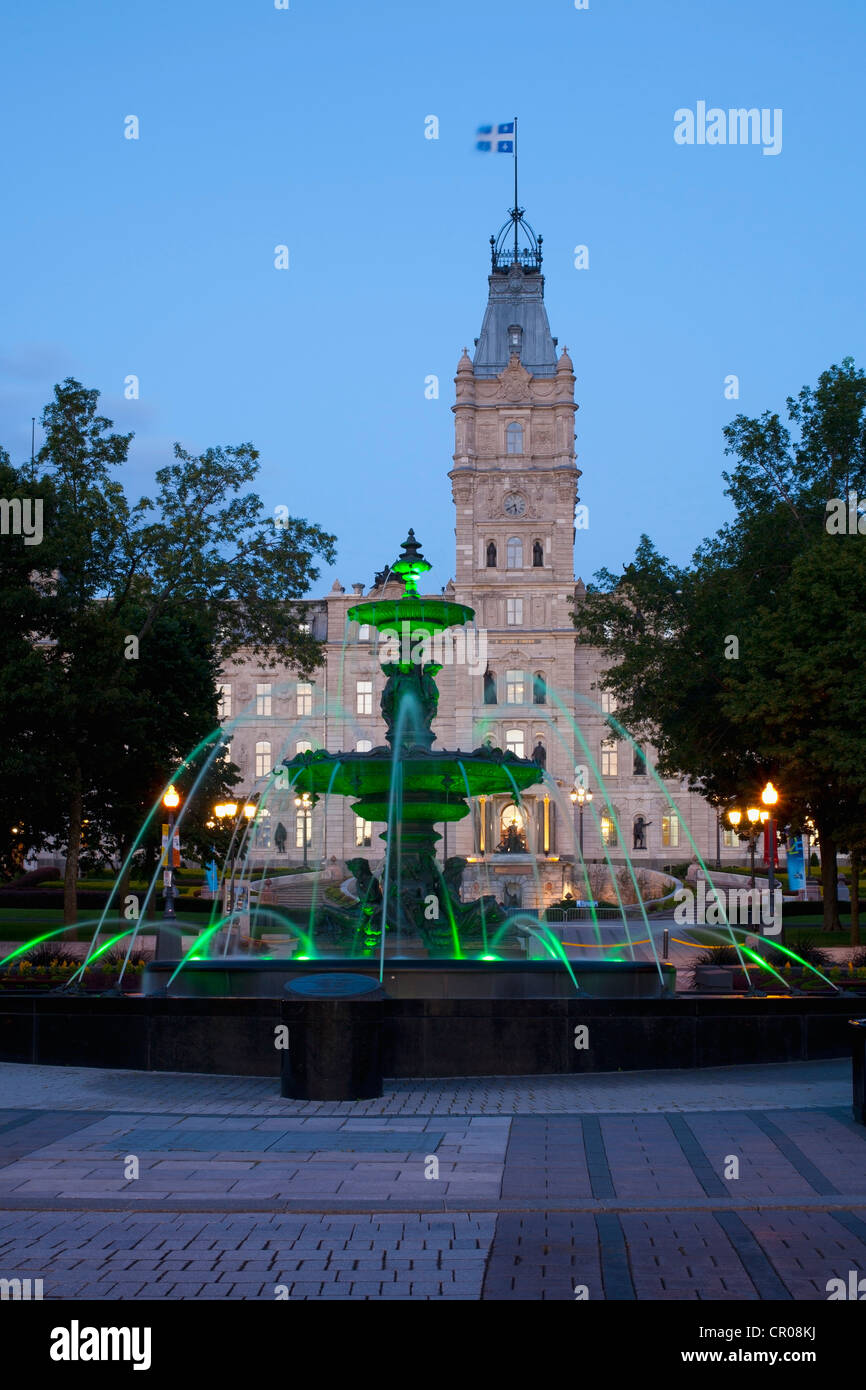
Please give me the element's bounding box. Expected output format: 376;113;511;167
761;781;779;807
162;786;180;810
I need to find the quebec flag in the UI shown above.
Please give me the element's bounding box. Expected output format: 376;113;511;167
477;122;515;153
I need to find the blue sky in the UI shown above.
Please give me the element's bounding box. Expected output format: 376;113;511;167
1;0;864;592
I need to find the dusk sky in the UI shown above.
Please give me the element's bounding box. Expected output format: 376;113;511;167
1;0;864;592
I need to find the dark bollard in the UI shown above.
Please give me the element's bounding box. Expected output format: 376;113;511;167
281;973;386;1101
851;1018;866;1125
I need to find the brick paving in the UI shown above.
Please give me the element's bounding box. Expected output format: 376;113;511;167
0;1059;864;1300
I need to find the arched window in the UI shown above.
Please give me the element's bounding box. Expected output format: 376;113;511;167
356;740;372;752
600;811;618;847
506;536;523;569
533;673;546;705
486;540;497;568
499;803;527;852
255;740;272;779
483;669;497;705
505;728;525;758
506;422;524;455
533;540;544;568
295;740;312;755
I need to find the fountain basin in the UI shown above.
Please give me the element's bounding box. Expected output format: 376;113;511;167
142;958;676;1000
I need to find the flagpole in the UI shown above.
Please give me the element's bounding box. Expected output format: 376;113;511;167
513;115;519;261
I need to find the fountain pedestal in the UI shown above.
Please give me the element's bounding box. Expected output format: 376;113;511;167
280;973;386;1100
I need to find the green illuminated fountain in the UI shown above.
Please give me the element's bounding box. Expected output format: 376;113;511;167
281;530;546;955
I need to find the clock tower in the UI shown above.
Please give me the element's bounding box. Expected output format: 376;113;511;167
448;205;581;874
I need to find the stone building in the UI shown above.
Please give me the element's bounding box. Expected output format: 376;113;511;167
219;207;739;903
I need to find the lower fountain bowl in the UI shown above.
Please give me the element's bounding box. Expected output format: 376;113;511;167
142;958;675;1000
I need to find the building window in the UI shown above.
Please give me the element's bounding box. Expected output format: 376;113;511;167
499;803;527;851
722;827;739;849
507;324;522;356
254;812;272;850
356;740;372;752
486;540;497;568
506;422;524;455
533;673;546;705
599;690;616;715
532;540;544;568
506;598;523;626
255;740;272;779
256;683;272;717
601;739;618;777
506;536;523;569
295;809;312;848
662;814;680;848
600;812;618;847
356;680;372;715
296;682;312;716
358;624;370;641
217;682;232;720
483;669;497;705
505;727;525;758
295;740;312;755
506;670;524;704
299;621;311;635
355;819;373;848
633;744;646;775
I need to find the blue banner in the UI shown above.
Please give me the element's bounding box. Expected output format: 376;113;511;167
786;835;806;892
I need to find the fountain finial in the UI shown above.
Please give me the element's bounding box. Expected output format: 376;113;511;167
392;529;432;597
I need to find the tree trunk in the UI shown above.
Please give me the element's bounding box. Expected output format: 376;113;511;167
851;848;861;947
64;768;83;925
818;825;841;932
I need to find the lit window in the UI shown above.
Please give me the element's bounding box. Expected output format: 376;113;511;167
506;598;523;626
601;739;618;777
356;680;372;715
600;813;618;847
255;740;272;779
295;740;312;755
506;670;524;704
256;683;272;717
506;422;524;455
297;682;312;717
358;624;370;641
295;809;312;848
506;537;523;569
599;690;616;715
722;827;739;849
217;682;232;720
355;819;373;847
662;814;680;848
505;728;525;758
533;673;546;705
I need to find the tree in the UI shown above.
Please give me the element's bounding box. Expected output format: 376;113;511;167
573;359;866;932
0;378;336;921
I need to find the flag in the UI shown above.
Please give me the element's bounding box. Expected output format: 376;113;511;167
477;122;515;153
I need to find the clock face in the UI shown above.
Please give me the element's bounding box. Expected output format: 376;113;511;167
504;493;526;517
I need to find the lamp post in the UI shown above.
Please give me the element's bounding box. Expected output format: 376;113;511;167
570;785;593;859
156;786;181;959
294;792;312;868
762;780;779;921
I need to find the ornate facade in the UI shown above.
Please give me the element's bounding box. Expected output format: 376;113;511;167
220;210;735;903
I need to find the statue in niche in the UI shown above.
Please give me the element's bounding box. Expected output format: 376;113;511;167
633;816;649;851
273;821;287;854
531;741;546;767
486;540;497;568
483;668;497;704
533;540;544;567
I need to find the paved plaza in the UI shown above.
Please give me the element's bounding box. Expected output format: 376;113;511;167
0;1059;864;1300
